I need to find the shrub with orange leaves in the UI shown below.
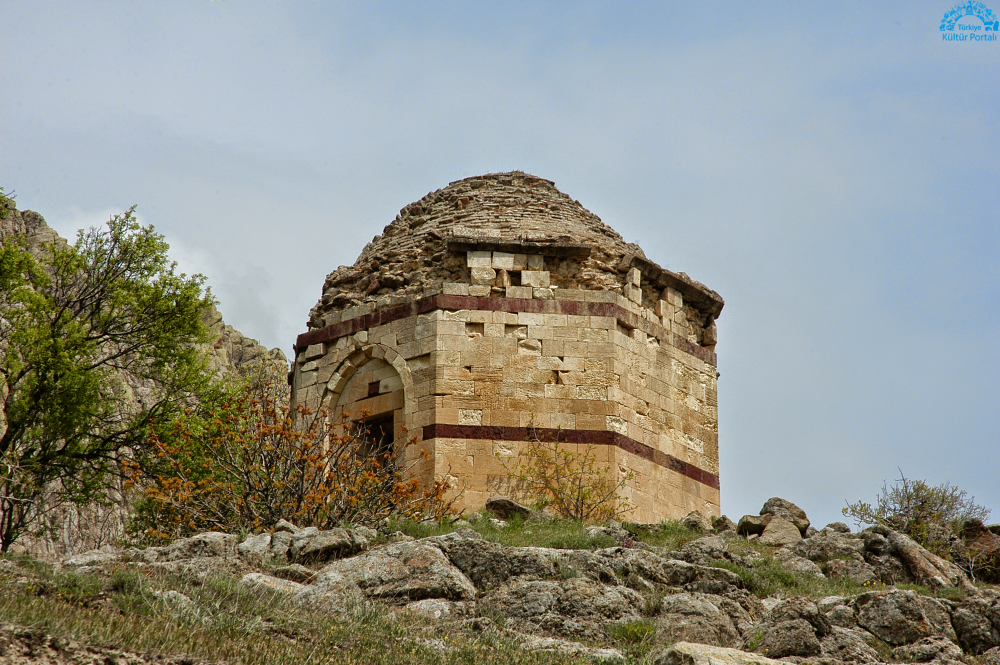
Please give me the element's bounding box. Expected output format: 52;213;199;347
126;377;453;540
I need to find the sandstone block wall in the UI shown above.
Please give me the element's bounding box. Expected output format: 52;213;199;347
292;173;723;522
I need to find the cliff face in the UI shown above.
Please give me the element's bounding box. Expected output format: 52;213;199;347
0;199;288;382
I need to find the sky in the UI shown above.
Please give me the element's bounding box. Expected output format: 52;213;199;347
2;1;998;529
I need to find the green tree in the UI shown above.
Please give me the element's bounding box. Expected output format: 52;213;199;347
0;204;215;551
843;470;991;558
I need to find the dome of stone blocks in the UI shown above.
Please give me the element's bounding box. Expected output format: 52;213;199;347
293;172;725;522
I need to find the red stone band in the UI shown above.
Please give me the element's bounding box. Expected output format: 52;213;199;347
296;294;716;366
422;423;720;491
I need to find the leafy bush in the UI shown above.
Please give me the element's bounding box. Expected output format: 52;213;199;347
0;206;214;551
500;426;633;522
128;376;455;539
843;470;990;558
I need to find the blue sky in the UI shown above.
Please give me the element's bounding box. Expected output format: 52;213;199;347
2;1;998;528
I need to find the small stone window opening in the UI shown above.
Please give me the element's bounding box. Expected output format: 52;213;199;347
367;381;380;398
357;414;394;467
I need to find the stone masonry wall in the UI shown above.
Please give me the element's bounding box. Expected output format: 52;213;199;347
293;173;723;522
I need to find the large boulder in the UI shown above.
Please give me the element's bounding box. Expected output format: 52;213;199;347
289;527;368;563
792;527;865;563
62;548;119;567
854;589;955;646
760;498;810;535
598;548;744;591
682;511;715;534
678;536;731;566
240;572;306;595
824;558;879;583
655;593;741;648
774;549;824;578
157;532;237;561
318;540;475;601
820;626;882;662
886;529;974;590
654;642;783;665
427;531;555;589
752;618;821;657
892;636;965;663
485;496;534;520
951;596;1000;654
478;577;641;638
757;517;801;547
736;515;770;537
293;569;364;613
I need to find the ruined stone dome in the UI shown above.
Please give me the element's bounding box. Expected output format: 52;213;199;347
307;171;722;332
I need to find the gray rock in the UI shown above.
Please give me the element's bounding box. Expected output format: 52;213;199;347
426;531;555;589
237;533;272;561
516;632;625;662
826;522;851;533
272;563;315;583
816;596;847;613
654;642;783;665
793;528;865;563
269;530;293;562
826;605;858;628
478;577;641;638
760;498;810;535
485;495;534;520
679;536;730;565
984;646;1000;665
776;552;824;578
886;530;973;590
951;596;1000;654
290;527;368;563
854;589;944;646
682;511;715;534
598;549;744;590
157;532;237;561
758;517;801;547
273;519;299;533
824;558;878;583
737;515;770;537
713;516;738;534
763;597;831;638
240;572;306;595
62;548;119;567
753;618;821;657
820;626;882;662
319;540;476;601
891;636;964;662
293;569;364;613
404;598;475;620
656;592;741;648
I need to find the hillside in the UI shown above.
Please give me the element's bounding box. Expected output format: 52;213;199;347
1;498;999;665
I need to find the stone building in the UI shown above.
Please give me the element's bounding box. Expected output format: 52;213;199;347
291;172;724;522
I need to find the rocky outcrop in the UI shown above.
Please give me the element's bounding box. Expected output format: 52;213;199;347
49;497;1000;664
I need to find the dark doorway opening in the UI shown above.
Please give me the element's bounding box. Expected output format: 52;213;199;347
357;415;394;467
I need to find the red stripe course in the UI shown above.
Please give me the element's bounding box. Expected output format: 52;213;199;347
296;294;716;366
422;423;720;491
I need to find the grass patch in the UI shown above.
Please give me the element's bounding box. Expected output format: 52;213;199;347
0;556;590;665
622;521;703;550
607;619;656;660
710;558;868;599
388;515;621;550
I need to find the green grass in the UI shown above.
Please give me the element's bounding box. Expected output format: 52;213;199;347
708;558;870;600
0;554;593;665
389;514;621;550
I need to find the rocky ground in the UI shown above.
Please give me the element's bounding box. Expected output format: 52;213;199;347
3;498;1000;664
